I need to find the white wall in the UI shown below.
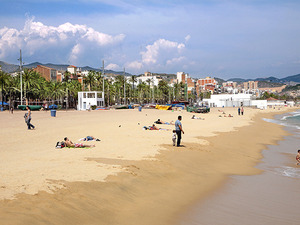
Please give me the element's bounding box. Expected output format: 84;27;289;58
250;100;267;109
137;76;160;87
78;91;104;110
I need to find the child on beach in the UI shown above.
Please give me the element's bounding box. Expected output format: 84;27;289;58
296;150;300;165
172;130;176;146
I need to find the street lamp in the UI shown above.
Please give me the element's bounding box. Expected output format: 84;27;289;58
1;71;3;111
18;49;23;105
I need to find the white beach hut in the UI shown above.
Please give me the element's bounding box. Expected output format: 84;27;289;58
77;91;104;110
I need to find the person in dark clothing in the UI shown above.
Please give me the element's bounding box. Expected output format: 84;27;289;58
175;115;184;147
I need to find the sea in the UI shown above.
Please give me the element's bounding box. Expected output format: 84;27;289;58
179;110;300;225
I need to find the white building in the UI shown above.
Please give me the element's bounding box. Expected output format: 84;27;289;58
203;94;252;107
202;93;271;109
77;91;104;110
67;65;77;74
137;75;160;87
177;72;189;83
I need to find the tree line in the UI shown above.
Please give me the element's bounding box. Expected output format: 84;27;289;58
0;69;203;109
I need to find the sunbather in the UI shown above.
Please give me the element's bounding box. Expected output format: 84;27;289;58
64;137;95;148
78;136;100;141
154;119;174;125
143;124;170;131
191;115;205;120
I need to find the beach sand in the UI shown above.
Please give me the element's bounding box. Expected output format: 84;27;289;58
0;106;295;224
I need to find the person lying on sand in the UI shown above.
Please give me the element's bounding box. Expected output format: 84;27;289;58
143;124;171;131
296;150;300;165
78;136;100;141
64;137;95;148
154;119;174;125
191;115;205;120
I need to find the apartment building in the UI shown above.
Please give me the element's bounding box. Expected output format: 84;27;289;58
243;81;258;90
34;65;57;81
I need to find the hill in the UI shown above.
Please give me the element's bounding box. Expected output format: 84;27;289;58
0;61;133;76
280;74;300;83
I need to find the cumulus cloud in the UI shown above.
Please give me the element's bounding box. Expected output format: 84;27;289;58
141;39;185;65
106;63;121;70
0;17;125;65
126;61;143;70
125;38;187;73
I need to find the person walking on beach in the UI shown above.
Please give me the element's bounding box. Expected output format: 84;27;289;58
175;115;184;147
241;107;244;115
238;107;241;115
25;106;35;130
296;150;300;165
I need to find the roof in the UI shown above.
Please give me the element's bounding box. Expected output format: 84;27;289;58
266;97;279;101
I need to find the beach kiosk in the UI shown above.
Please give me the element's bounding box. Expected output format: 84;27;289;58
77;91;104;110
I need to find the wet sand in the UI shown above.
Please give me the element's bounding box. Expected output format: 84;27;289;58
178;114;300;225
0;107;295;224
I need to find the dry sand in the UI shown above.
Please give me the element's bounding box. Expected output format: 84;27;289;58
0;106;295;224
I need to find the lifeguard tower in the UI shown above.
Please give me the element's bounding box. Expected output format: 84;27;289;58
77;91;104;110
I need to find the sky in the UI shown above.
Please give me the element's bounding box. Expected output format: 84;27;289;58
0;0;300;79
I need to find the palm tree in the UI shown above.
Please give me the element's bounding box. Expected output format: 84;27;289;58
95;71;103;90
22;69;40;101
85;71;96;91
0;71;9;107
130;75;137;103
68;80;81;108
63;71;71;83
137;81;147;104
47;81;64;104
158;80;169;104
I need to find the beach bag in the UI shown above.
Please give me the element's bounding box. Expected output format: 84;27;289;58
24;113;28;123
56;141;66;149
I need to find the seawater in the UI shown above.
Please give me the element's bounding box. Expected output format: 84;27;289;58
263;110;300;179
179;110;300;225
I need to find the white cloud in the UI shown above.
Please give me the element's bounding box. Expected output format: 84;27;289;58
166;56;185;66
126;60;143;70
0;17;125;65
141;39;185;65
106;63;121;70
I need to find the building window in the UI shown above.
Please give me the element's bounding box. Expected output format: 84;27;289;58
87;93;95;98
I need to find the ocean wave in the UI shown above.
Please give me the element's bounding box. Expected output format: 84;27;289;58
280;110;300;121
263;118;300;130
273;166;300;178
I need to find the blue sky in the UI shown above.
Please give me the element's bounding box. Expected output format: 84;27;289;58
0;0;300;79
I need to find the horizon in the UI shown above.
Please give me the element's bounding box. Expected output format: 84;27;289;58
1;1;300;79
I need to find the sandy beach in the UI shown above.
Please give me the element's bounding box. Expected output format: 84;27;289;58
0;106;296;224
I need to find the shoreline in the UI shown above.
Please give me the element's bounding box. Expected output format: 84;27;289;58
179;111;300;225
0;107;296;224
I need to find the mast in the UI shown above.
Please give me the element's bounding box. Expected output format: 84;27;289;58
123;68;126;105
19;49;23;105
102;60;105;106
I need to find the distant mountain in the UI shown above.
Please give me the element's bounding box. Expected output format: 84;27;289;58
280;74;300;83
226;78;247;83
226;75;300;84
254;76;281;83
0;61;20;73
0;61;133;76
214;77;226;84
